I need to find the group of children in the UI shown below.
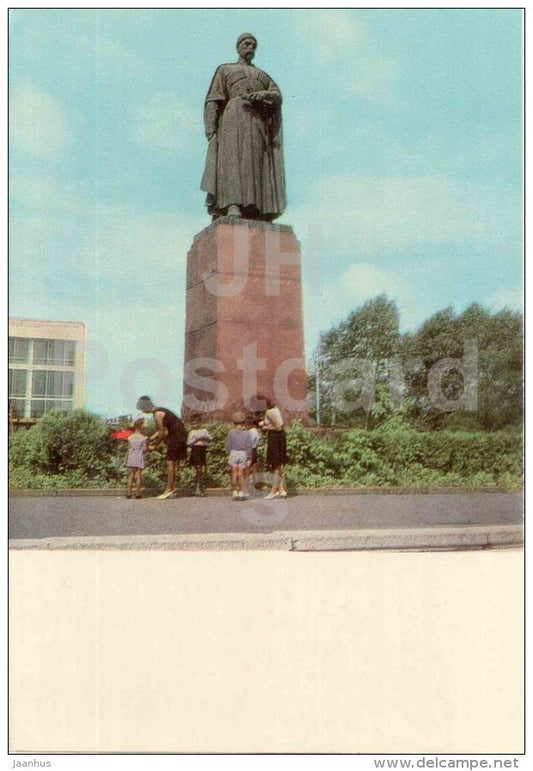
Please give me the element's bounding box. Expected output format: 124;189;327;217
124;405;287;501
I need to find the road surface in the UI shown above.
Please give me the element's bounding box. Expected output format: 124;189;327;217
9;491;523;550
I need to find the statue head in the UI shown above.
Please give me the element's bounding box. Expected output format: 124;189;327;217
236;33;257;63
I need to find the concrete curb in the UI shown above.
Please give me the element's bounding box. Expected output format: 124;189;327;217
8;524;523;552
9;485;509;498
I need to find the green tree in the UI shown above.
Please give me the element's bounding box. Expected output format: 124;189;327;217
314;297;523;431
314;295;401;427
401;303;523;430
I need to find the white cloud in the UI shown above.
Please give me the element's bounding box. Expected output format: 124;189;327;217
94;39;154;83
339;262;407;301
296;10;366;56
10;176;89;212
77;206;191;276
294;10;401;106
337;262;433;329
10;171;204;280
129;93;200;151
291;174;520;255
83;299;186;415
9;190;204;414
488;287;523;312
348;55;401;107
10;83;76;157
72;206;199;413
11;14;154;88
301;260;422;355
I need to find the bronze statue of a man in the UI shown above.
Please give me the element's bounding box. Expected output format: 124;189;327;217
200;33;286;221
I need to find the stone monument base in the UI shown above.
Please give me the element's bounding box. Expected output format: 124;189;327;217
182;218;308;423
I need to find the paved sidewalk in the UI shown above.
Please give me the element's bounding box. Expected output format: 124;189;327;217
9;490;523;551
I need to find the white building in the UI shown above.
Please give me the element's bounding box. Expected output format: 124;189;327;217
9;319;87;424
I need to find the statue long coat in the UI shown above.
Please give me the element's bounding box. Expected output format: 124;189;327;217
201;62;286;220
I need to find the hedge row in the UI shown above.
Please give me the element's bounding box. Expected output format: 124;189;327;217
284;423;522;490
8;411;523;492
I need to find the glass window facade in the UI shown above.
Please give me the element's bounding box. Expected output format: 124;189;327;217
32;340;76;366
9;369;28;397
9;338;30;364
8;336;78;419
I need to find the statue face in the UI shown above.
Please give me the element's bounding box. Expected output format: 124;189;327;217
237;37;256;63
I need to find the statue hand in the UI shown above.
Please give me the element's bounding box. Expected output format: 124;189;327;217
248;91;266;103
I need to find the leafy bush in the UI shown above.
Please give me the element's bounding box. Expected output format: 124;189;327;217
282;423;522;490
9;410;124;488
9;413;523;492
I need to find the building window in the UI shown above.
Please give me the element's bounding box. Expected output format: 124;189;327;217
9;369;28;397
32;340;76;366
31;370;74;399
9;399;26;418
30;371;74;416
9;338;30;364
30;399;74;418
9;335;79;420
31;370;47;397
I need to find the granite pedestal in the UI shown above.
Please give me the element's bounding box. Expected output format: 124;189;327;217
182;218;308;422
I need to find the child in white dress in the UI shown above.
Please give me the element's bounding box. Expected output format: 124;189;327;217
125;415;148;499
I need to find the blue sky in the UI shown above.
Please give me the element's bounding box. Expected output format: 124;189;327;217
9;8;523;417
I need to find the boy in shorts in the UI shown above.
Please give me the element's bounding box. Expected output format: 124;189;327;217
187;413;213;496
226;412;253;500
